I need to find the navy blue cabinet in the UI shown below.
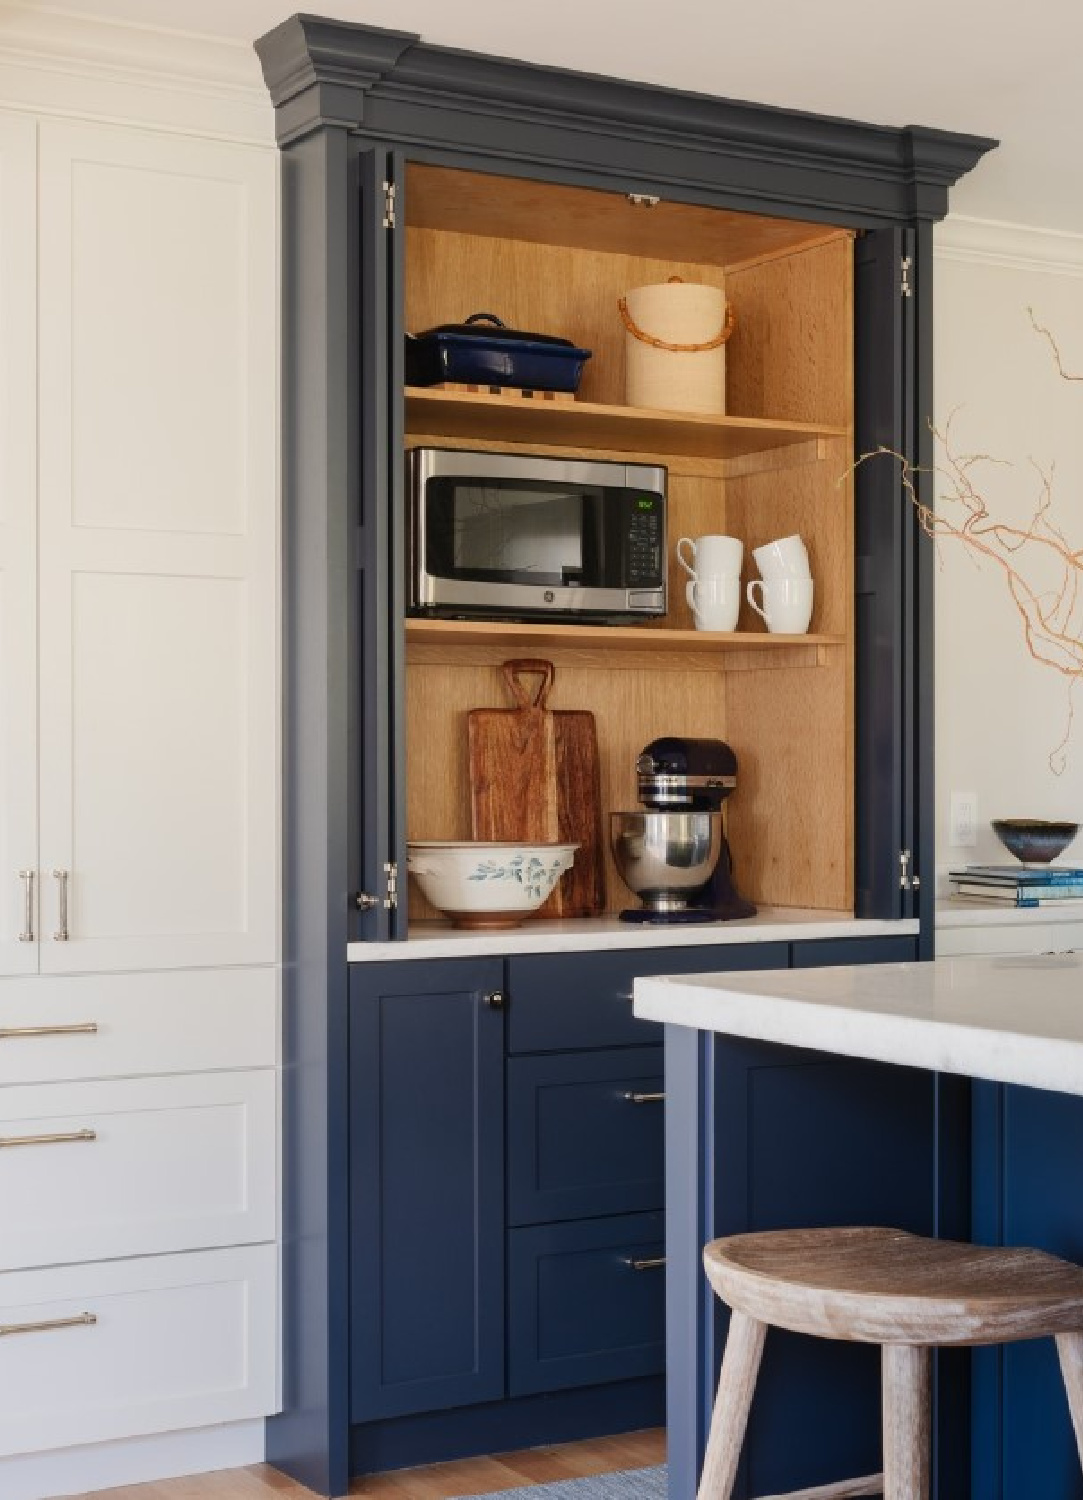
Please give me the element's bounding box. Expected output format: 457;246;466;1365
349;959;505;1420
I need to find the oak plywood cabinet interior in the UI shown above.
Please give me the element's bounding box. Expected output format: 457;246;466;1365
403;166;856;919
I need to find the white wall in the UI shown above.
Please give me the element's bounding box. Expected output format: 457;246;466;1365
934;222;1083;888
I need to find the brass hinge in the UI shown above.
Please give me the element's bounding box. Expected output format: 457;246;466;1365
383;180;397;230
383;860;398;911
900;255;913;299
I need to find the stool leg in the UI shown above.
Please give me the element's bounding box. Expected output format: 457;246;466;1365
696;1310;767;1500
1055;1332;1083;1467
881;1344;930;1500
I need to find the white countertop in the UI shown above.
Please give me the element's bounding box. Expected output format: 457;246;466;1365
347;909;918;962
634;953;1083;1096
936;897;1083;930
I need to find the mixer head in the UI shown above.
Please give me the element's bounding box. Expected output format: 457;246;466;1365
636;735;737;812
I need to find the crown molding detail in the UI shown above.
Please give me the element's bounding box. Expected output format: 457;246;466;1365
0;4;274;143
255;15;995;225
936;215;1083;276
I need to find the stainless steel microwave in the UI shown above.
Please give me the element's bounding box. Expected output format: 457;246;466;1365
407;447;667;621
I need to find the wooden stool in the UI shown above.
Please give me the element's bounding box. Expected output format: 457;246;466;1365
698;1225;1083;1500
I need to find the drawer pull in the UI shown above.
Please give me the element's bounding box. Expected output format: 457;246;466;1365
0;1312;97;1338
0;1023;99;1040
0;1128;97;1149
621;1255;667;1272
622;1090;665;1105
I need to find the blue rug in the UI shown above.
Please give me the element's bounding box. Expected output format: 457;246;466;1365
453;1465;667;1499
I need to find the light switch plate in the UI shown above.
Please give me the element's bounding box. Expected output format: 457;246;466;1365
950;792;977;847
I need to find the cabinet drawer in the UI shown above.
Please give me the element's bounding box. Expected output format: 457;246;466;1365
0;1071;276;1270
0;968;277;1085
0;1243;277;1457
508;1212;665;1395
507;944;789;1053
507;1047;664;1225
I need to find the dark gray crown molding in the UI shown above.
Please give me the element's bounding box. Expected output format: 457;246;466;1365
255;14;996;223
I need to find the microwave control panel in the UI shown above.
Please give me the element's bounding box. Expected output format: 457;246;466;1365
627;503;664;586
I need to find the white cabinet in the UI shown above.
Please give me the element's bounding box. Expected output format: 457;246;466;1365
0;1244;277;1458
1;116;277;975
0;113;37;978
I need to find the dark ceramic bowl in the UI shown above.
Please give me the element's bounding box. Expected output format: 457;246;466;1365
992;819;1081;865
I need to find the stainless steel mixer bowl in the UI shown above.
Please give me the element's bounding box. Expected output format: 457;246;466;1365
609;810;723;912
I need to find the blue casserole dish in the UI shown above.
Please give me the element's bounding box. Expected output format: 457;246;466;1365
405;312;592;393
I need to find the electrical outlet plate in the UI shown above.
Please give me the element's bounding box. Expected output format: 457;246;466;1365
950;792;977;848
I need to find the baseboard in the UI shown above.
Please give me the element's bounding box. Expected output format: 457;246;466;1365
0;1419;265;1500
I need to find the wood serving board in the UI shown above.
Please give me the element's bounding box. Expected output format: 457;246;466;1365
468;659;605;917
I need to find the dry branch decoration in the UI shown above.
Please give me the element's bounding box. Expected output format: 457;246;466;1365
853;308;1083;774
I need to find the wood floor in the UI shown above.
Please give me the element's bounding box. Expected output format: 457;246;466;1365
70;1429;666;1500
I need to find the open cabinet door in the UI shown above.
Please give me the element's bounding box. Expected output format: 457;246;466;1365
355;147;406;941
854;226;923;929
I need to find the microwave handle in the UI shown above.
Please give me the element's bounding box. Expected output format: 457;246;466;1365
502;659;555;711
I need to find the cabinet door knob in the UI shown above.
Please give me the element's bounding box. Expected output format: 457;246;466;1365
483;990;504;1009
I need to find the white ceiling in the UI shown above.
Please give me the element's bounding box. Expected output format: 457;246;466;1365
41;0;1083;233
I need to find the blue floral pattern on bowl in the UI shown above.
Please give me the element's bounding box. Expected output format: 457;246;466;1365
467;853;570;901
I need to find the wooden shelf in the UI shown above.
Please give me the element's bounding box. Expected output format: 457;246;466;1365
405;617;844;673
405;387;847;463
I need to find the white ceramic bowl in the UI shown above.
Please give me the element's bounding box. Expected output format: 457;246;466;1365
407;841;578;928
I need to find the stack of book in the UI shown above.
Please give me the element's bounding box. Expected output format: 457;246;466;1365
949;865;1083;906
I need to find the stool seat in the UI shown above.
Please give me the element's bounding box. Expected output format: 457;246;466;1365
704;1225;1083;1346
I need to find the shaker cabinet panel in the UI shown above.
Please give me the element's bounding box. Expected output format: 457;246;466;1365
349;960;505;1420
34;119;278;973
507;1047;664;1226
0;114;38;978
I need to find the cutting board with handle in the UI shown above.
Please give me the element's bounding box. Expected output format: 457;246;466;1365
468;658;605;917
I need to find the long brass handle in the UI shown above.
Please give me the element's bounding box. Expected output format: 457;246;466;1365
18;870;34;942
0;1128;96;1149
621;1255;667;1271
0;1312;97;1337
52;869;69;942
0;1023;99;1040
622;1090;665;1104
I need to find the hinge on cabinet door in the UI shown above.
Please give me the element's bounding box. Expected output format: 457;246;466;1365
900;255;913;299
382;180;397;230
899;848;921;892
383;860;398;911
627;192;661;208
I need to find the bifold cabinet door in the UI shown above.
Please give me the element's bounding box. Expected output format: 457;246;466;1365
349;959;505;1420
0;113;37;977
35;119;277;973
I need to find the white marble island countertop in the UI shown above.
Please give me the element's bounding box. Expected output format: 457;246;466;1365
634;953;1083;1097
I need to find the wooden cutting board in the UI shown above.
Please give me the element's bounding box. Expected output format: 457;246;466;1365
468;659;605;917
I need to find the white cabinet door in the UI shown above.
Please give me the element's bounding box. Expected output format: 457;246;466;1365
36;120;277;973
0;115;37;977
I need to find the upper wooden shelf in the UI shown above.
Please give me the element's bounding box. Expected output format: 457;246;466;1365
405;617;844;673
405;387;848;463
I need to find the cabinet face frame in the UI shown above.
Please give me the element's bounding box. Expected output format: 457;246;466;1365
0;113;38;975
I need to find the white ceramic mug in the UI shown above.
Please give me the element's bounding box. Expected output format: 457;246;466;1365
686;577;740;632
752;533;810;580
677;533;743;580
746;576;814;634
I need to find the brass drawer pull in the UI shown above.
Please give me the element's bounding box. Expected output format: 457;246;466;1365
622;1090;665;1104
0;1312;97;1337
0;1128;97;1149
621;1255;667;1272
0;1023;98;1040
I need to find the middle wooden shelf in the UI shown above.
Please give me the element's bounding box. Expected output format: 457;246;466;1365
404;617;843;672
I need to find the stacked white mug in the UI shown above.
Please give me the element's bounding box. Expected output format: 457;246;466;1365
747;534;813;633
676;534;743;632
